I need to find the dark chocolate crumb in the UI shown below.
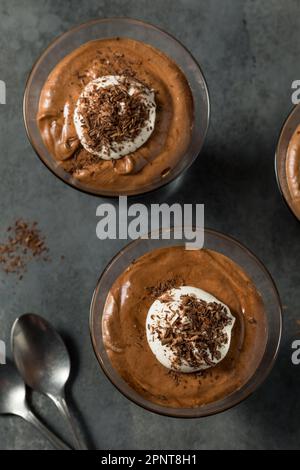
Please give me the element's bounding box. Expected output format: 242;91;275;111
0;220;50;278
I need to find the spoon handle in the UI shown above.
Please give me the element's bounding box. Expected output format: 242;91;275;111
24;409;71;450
49;394;87;450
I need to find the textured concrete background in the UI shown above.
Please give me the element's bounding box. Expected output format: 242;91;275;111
0;0;299;450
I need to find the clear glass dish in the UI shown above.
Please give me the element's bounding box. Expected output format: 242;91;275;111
90;228;282;418
23;18;210;197
275;104;300;220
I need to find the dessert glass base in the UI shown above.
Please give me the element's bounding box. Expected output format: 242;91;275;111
24;18;209;197
90;228;282;418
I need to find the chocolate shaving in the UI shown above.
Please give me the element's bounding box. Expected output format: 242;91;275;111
77;77;151;157
145;277;184;299
155;293;233;370
0;220;50;278
168;370;181;386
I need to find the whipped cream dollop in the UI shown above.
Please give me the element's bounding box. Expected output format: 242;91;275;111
146;286;235;373
74;75;156;160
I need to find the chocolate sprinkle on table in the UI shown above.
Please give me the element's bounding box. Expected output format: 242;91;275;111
0;220;50;278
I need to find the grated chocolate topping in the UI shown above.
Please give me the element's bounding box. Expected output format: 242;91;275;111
145;277;184;300
152;293;234;370
76;76;152;157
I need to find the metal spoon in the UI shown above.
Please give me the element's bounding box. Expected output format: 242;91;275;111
0;361;71;450
11;314;86;450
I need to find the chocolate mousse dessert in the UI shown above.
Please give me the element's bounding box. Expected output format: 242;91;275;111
285;124;300;218
37;38;193;194
102;247;268;408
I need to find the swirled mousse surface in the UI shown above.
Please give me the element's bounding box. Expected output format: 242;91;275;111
37;38;193;194
102;247;268;409
286;124;300;218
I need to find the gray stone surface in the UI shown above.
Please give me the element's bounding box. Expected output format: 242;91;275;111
0;0;299;450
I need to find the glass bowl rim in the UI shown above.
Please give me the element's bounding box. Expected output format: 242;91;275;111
89;227;282;418
23;16;210;199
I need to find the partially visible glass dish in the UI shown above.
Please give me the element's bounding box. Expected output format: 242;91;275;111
275;104;300;220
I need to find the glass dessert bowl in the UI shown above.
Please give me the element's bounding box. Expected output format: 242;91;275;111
90;228;282;418
23;18;209;197
276;104;300;220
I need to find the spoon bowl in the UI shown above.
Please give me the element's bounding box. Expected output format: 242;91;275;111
0;362;27;416
0;361;70;450
11;314;70;397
